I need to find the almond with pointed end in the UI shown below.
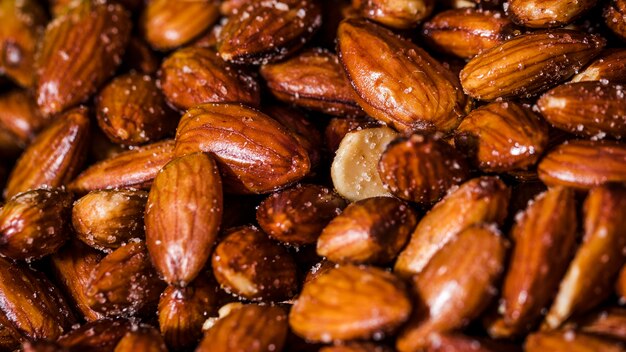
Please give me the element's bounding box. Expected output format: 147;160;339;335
57;318;132;351
338;19;468;133
356;0;434;28
0;90;49;147
508;0;598;28
114;326;167;352
571;49;626;83
4;106;90;199
525;331;626;352
605;0;626;41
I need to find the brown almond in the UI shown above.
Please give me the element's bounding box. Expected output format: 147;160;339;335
356;0;434;29
159;47;260;111
397;225;507;352
5;106;90;199
212;226;298;301
537;140;626;189
35;1;131;116
325;118;381;152
57;318;132;351
579;307;626;341
379;134;470;204
605;0;626;41
317;197;418;264
508;0;598;28
72;189;148;251
0;90;50;147
114;326;167;352
257;184;347;246
526;331;626;352
395;176;510;278
260;49;363;117
571;49;626;83
338;18;468;133
140;0;219;51
460;30;605;101
454;101;549;173
22;340;68;352
175;103;310;194
69;139;174;194
146;153;223;287
488;187;577;338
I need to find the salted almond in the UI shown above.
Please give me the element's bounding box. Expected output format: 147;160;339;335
114;326;167;352
460;30;605;100
175;103;310;194
338;19;468;133
395;177;510;278
538;140;626;189
571;49;626;83
325;118;381;152
605;0;626;41
508;0;598;28
57;318;132;351
290;265;411;342
0;90;49;147
356;0;434;28
578;307;626;341
5;106;90;199
526;331;626;352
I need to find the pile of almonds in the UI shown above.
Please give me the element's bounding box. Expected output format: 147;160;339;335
1;0;626;351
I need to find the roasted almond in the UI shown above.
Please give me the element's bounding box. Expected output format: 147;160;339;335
35;1;131;116
460;30;605;101
605;0;626;41
338;18;468;133
146;152;223;287
571;49;626;83
114;326;168;352
5;106;90;199
57;318;132;351
578;307;626;341
525;330;626;352
508;0;598;28
174;103;310;194
355;0;434;29
0;90;49;147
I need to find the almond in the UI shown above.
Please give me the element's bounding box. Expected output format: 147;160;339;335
57;318;132;351
356;0;434;29
0;90;49;147
525;330;626;352
605;0;626;41
508;0;598;28
578;307;626;341
114;326;168;352
571;49;626;83
423;334;513;352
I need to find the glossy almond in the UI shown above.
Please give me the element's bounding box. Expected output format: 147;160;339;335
146;153;223;287
114;326;167;352
73;189;148;251
488;187;577;338
35;1;131;116
57;318;132;351
257;184;347;245
455;101;549;172
571;49;626;83
395;177;510;278
605;0;626;41
212;226;298;301
5;106;90;199
460;30;605;100
159;47;260;110
290;265;411;342
317;197;418;264
338;19;467;133
579;307;626;341
356;0;434;28
508;0;598;28
538;140;626;189
174;103;310;194
525;331;626;352
379;134;470;204
0;90;49;147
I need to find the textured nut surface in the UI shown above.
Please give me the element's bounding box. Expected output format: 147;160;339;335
525;331;626;352
57;318;132;351
571;49;626;83
356;0;434;29
605;0;626;41
508;0;598;28
0;90;49;146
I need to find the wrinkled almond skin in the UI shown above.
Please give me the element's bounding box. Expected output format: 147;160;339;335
146;153;223;287
140;0;219;51
379;134;470;204
579;307;626;341
545;185;626;329
5;106;90;199
175;103;310;194
325;118;381;152
257;184;347;245
397;225;507;352
260;49;363;117
538;82;626;139
159;47;260;110
197;304;288;352
571;49;626;83
114;326;168;352
356;0;434;29
423;8;515;59
86;241;165;317
290;265;411;342
0;90;49;147
0;188;72;260
159;274;220;351
69;139;174;194
57;318;132;351
35;1;131;116
508;0;598;28
460;30;605;101
72;189;148;251
338;19;468;133
212;226;298;301
525;331;626;352
317;197;418;264
605;0;626;41
538;140;626;189
488;187;577;338
217;0;322;64
454;101;549;173
395;176;510;278
96;73;177;146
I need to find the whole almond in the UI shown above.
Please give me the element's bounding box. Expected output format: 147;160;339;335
525;331;626;352
460;30;605;100
356;0;434;29
174;103;310;194
605;0;626;41
338;18;468;133
571;49;626;83
35;1;131;116
395;176;510;278
5;106;90;199
57;318;132;351
146;152;223;287
317;197;418;264
378;134;470;204
508;0;598;28
114;326;167;352
0;90;49;147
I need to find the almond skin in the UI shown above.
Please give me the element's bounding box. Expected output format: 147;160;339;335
57;318;132;351
0;90;49;147
508;0;598;28
605;0;626;41
5;106;90;199
114;326;168;352
538;140;626;189
525;331;626;352
146;153;223;287
35;1;131;116
460;30;605;101
174;103;310;194
338;18;468;133
579;307;626;341
356;0;434;29
317;197;418;265
571;49;626;83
